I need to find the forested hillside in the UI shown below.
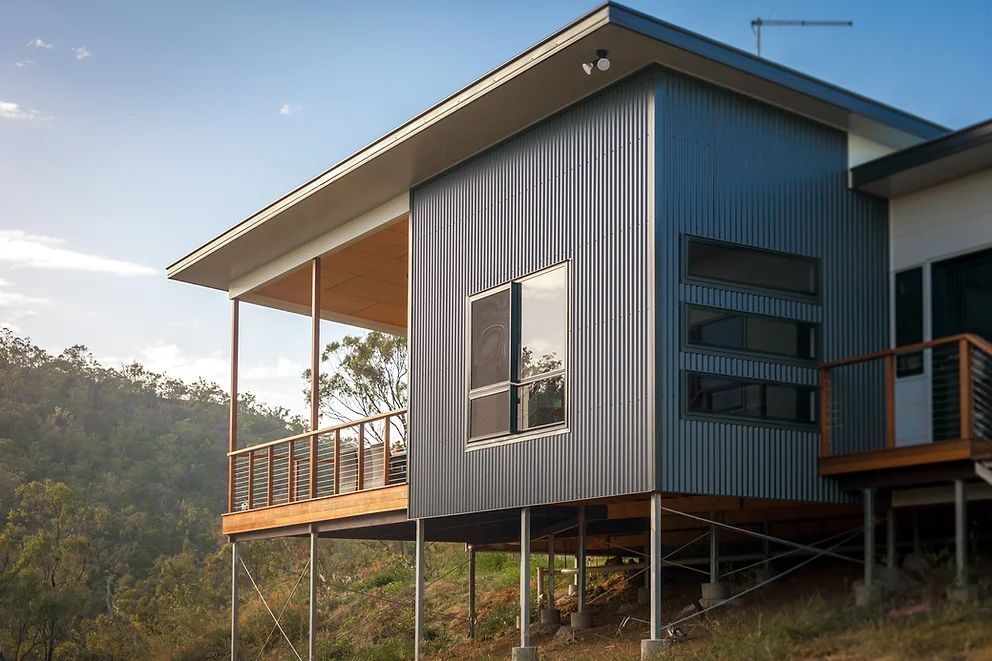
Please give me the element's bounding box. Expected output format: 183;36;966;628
0;330;297;658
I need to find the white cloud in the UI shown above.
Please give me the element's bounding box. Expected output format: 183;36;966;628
0;278;47;331
0;230;157;276
14;59;35;68
0;101;49;121
127;343;229;383
73;46;91;60
279;103;302;116
242;356;304;380
27;38;53;49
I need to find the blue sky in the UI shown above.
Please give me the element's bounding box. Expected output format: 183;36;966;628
2;0;990;413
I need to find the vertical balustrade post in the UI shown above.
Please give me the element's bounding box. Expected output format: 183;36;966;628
383;417;392;486
266;446;274;506
357;423;366;491
333;429;341;495
885;353;896;449
959;338;973;440
288;440;295;502
309;257;320;500
246;450;254;510
820;366;831;456
229;299;239;513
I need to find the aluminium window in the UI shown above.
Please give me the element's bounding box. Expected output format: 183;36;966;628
468;264;567;443
685;305;818;361
685;372;817;426
686;237;819;298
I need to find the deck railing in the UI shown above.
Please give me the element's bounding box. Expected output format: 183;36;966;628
228;408;407;513
820;334;992;457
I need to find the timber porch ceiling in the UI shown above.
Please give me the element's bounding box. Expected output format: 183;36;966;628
243;217;408;333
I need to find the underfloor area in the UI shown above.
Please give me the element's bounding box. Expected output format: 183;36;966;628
441;560;992;660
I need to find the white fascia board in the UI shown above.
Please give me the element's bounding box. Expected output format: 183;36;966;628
228;192;409;299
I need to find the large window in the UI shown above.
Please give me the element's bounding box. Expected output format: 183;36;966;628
686;237;819;298
686;372;816;426
468;264;567;443
686;305;818;361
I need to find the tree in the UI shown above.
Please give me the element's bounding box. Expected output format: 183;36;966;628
305;332;407;445
0;481;107;660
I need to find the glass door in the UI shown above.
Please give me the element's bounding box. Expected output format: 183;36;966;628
931;247;992;440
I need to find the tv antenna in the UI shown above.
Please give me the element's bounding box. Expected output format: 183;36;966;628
751;18;853;57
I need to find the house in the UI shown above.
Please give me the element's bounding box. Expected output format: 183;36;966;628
167;4;992;659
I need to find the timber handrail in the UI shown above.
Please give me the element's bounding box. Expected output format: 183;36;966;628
228;408;408;513
820;333;985;369
820;334;992;459
228;408;407;457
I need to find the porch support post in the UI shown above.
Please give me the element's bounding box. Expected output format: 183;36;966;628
308;257;320;499
231;541;239;661
468;546;476;639
415;518;425;660
308;531;318;660
886;506;897;569
948;479;977;602
700;511;726;607
954;479;966;587
641;492;668;660
513;507;536;660
855;487;877;605
864;488;875;588
570;505;590;629
228;299;239;513
547;534;555;607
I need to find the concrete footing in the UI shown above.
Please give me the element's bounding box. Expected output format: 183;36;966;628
512;646;539;661
878;566;909;592
636;586;650;605
699;582;727;608
570;611;591;629
853;581;882;606
641;638;672;660
947;584;979;604
539;609;561;626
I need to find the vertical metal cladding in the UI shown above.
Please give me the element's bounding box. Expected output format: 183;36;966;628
653;66;889;503
408;72;653;519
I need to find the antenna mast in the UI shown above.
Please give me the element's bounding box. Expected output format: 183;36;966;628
751;19;853;57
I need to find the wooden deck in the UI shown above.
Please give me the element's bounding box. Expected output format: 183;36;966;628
222;483;408;536
819;439;992;476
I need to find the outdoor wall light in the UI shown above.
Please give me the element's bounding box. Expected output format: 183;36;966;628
582;49;611;75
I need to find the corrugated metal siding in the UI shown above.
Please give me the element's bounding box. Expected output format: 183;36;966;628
653;67;889;502
408;72;654;519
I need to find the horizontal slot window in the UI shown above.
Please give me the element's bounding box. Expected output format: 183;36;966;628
686;305;817;360
686;237;818;297
686;372;816;425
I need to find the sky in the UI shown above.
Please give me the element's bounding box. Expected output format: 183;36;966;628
2;0;990;415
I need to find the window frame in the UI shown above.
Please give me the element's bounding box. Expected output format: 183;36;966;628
465;262;570;448
682;235;821;302
681;370;819;430
681;303;821;365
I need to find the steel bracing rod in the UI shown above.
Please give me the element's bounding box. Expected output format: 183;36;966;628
254;558;311;661
660;506;864;564
663;529;862;630
240;557;304;661
723;524;865;577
